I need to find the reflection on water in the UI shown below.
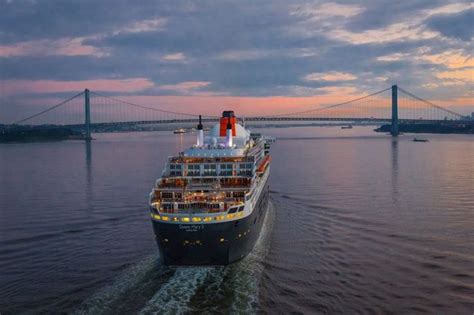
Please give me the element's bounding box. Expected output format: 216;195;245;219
0;127;473;313
391;138;399;205
260;128;473;314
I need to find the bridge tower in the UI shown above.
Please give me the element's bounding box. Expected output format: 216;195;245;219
84;89;92;141
391;85;399;137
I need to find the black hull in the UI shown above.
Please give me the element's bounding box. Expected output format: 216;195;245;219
151;181;269;265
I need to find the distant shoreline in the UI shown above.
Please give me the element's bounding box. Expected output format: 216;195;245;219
0;127;87;143
1;122;472;143
374;123;473;134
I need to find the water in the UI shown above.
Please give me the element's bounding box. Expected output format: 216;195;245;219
0;127;473;314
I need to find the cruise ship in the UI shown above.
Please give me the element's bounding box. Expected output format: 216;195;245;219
149;111;272;265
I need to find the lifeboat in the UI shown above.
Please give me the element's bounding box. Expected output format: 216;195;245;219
256;155;271;174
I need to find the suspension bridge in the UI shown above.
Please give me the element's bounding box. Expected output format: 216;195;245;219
4;85;471;140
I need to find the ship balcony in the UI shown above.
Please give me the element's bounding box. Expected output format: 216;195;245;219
150;202;246;223
157;180;186;188
151;200;244;215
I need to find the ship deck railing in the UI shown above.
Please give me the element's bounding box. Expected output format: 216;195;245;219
158;197;245;204
159;206;243;215
157;184;250;191
168;156;255;163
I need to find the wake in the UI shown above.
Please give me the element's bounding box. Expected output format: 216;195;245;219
74;200;276;314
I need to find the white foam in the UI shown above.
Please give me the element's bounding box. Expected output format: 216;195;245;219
75;201;276;314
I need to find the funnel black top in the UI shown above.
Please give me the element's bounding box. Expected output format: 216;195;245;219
197;115;203;130
222;111;235;118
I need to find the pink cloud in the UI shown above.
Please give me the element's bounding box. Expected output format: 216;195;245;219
2;78;154;96
157;81;211;93
100;93;372;116
0;38;106;57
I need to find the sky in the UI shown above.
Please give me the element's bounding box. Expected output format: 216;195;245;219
0;0;473;122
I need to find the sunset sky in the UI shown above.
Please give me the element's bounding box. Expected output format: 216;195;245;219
1;0;473;121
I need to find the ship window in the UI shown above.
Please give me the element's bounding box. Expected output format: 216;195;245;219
170;164;176;170
238;206;244;212
239;163;253;169
163;203;173;210
228;207;238;214
162;192;173;199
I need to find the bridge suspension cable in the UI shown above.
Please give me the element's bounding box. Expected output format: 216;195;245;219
89;91;218;118
13;91;84;125
398;87;464;119
263;87;392;118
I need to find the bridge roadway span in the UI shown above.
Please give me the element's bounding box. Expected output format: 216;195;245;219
65;117;469;129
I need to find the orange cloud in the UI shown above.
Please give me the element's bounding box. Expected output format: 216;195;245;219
436;68;474;81
304;71;357;82
421;51;473;69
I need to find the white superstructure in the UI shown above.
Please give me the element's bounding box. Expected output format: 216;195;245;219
149;111;272;224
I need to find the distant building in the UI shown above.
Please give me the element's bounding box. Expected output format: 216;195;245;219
472;112;474;120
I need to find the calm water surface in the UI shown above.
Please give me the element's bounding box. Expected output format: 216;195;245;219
0;126;473;314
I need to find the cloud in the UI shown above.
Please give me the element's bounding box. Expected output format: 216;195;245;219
2;78;154;96
0;16;167;57
424;3;473;16
376;53;410;62
420;51;473;69
435;69;474;81
377;48;473;70
328;22;438;44
426;8;474;40
291;3;364;19
304;72;357;82
119;17;166;34
161;52;186;61
157;81;211;94
0;37;107;57
323;2;473;44
215;48;317;61
0;0;473;118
